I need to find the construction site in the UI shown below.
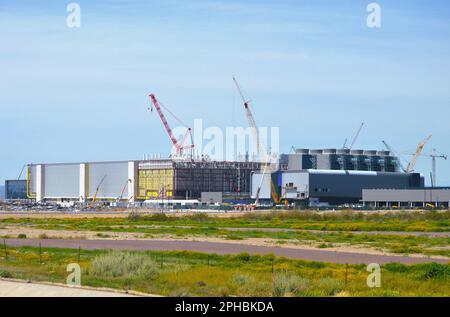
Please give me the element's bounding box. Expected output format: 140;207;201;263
2;78;449;210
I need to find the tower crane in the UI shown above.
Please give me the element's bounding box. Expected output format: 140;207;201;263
429;149;447;187
406;135;432;173
148;94;194;158
233;77;273;206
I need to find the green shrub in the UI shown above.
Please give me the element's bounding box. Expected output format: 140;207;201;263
384;263;409;273
272;273;309;297
314;277;344;296
0;270;12;278
90;251;159;279
127;212;142;221
231;273;254;286
17;234;27;239
235;253;251;262
419;263;450;280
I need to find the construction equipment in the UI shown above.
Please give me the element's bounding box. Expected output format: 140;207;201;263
232;77;267;163
271;182;289;205
406;135;432;173
117;179;132;202
89;175;106;208
233;77;273;206
382;140;407;173
271;179;280;204
343;122;364;150
429;149;447;187
148;94;194;158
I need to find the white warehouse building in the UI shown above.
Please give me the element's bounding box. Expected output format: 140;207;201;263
27;161;137;202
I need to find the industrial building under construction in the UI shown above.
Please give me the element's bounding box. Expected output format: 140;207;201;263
5;78;448;207
26;159;262;203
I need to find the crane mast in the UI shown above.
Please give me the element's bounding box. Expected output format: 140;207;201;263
430;149;447;187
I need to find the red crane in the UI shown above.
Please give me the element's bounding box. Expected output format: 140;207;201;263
148;93;194;157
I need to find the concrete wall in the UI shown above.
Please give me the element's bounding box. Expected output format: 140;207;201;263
362;188;450;203
201;192;223;204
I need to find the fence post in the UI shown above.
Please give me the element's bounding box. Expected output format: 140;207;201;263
3;239;7;260
345;263;348;287
39;243;42;264
78;246;81;263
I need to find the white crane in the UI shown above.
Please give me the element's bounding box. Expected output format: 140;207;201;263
343;122;364;150
429;149;447;187
233;77;273;206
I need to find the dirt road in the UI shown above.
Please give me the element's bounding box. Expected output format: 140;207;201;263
0;279;136;297
4;238;448;265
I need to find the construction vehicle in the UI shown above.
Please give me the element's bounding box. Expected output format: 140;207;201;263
343;122;364;150
233;77;275;207
148;94;194;158
88;175;106;208
117;179;132;202
406;135;432;173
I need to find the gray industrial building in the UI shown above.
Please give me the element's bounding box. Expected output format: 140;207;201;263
362;188;450;208
4;180;27;200
281;149;400;172
252;169;424;205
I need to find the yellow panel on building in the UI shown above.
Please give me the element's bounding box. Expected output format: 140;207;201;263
138;168;174;199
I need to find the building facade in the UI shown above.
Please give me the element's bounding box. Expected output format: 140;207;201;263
252;169;424;204
5;180;27;200
362;188;450;208
27;159;261;202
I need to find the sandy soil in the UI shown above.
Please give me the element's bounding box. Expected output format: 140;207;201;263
0;279;153;297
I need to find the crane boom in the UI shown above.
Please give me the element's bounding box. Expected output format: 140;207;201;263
382;140;407;172
149;94;178;148
406;135;432;173
89;175;107;208
349;122;364;150
117;179;131;202
148;94;194;156
232;77;267;163
233;77;279;207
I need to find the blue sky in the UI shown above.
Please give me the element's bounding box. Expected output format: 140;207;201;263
0;0;449;185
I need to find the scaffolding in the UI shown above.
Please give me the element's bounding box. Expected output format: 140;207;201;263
137;159;262;200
